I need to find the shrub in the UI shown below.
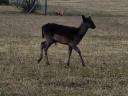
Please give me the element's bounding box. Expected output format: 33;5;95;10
0;0;9;5
21;0;38;13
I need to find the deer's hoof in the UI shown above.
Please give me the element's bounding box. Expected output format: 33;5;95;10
46;62;50;65
37;60;40;63
82;63;86;67
67;63;70;67
81;61;86;67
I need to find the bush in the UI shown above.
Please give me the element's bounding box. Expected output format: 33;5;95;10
0;0;9;5
21;0;38;13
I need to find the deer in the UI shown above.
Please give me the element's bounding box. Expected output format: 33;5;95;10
38;15;96;67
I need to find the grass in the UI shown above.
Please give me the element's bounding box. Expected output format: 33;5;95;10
0;5;21;14
0;13;128;96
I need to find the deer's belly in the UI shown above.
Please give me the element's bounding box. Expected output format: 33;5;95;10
53;35;69;44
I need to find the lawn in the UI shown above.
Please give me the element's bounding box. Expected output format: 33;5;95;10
0;5;128;96
0;5;21;13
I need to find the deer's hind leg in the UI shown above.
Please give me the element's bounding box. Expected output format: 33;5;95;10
38;41;46;63
44;40;54;65
67;46;72;66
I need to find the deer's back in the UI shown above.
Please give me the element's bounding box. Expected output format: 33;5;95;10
42;23;80;44
43;23;78;38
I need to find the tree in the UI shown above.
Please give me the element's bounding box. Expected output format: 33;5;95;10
22;0;38;14
0;0;9;5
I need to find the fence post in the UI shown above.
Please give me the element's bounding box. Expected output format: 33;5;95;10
16;0;18;8
44;0;47;15
9;0;11;4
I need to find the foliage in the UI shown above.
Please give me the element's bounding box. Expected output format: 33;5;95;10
21;0;38;13
0;0;9;5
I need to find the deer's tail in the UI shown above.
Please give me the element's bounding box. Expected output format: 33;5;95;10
42;26;44;38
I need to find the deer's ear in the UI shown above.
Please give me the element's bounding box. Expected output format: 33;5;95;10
82;15;86;21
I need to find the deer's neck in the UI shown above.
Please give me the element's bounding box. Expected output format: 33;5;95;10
78;22;88;38
74;22;88;44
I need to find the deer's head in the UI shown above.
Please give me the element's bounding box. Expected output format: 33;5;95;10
82;15;96;29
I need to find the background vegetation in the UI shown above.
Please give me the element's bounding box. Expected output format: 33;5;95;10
1;0;128;16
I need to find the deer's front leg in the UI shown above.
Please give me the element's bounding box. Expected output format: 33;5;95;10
74;46;85;67
70;44;85;67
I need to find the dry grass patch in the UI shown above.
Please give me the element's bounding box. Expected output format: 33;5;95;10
0;14;128;96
